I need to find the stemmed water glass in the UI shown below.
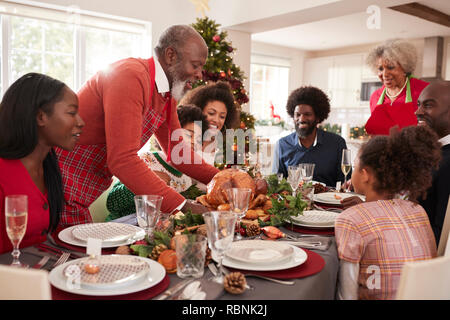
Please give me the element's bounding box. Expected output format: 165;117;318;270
203;211;237;284
5;195;28;268
277;173;284;184
287;165;301;196
341;149;352;192
299;163;316;209
134;195;163;240
226;188;252;240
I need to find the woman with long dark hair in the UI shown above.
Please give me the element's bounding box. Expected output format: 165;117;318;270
0;73;84;253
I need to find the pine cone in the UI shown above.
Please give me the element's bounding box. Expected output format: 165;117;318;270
149;244;168;260
204;247;212;267
224;272;247;294
246;224;261;237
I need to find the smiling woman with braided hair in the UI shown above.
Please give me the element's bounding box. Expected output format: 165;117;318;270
335;125;441;300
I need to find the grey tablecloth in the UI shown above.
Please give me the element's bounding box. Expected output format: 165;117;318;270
0;214;339;300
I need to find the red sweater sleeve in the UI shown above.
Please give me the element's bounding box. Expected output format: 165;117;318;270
101;64;186;213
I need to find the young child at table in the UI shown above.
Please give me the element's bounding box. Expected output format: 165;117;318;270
335;125;440;300
0;73;85;254
105;104;209;221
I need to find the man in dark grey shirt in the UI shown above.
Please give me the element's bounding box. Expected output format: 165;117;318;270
272;86;350;187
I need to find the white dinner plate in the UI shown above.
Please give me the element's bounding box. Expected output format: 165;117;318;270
289;210;338;227
225;240;294;265
313;192;365;205
62;255;150;290
58;225;145;248
71;222;140;243
49;255;165;296
221;244;307;271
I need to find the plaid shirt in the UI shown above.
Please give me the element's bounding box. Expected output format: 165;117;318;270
335;199;436;300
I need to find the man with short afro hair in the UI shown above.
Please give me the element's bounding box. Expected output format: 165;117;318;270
272;86;349;187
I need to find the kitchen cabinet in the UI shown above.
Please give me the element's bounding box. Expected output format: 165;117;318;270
303;56;334;99
303;53;365;108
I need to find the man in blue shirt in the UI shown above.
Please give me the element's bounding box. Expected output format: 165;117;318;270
272;86;349;187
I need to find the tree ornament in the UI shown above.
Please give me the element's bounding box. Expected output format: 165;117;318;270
220;71;226;78
227;46;234;53
212;35;221;42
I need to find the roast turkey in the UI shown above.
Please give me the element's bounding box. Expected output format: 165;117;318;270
206;169;256;206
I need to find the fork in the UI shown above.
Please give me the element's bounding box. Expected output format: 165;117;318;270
222;265;294;285
32;256;50;269
51;252;70;268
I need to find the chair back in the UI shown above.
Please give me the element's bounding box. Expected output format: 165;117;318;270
0;265;52;300
437;195;450;256
396;256;450;300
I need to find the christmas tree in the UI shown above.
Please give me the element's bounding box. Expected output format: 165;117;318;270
191;17;249;106
192;17;257;168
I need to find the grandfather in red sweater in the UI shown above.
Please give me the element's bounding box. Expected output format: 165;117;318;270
56;25;219;226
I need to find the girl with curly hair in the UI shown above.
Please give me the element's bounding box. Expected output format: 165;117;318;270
335;126;441;300
179;81;240;164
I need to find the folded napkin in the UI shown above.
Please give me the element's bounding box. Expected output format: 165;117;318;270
171;278;224;300
227;249;325;280
285;224;335;236
279;236;332;251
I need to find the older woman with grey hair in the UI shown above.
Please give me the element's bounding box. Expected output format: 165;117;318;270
365;39;429;135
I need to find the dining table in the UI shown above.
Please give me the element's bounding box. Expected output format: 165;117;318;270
0;213;340;300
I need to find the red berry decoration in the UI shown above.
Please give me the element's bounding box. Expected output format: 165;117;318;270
240;227;246;237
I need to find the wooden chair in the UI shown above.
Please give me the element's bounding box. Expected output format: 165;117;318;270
437;195;450;256
396;255;450;300
0;265;51;300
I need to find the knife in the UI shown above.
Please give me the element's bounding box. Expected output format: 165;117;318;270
156;279;195;300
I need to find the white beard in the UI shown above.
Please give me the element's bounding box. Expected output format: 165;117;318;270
171;79;186;101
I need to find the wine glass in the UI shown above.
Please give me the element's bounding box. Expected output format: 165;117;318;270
203;211;237;284
226;188;252;240
341;149;352;192
287;165;301;196
5;195;28;268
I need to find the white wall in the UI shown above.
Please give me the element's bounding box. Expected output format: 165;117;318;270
306;38;426;78
443;36;450;80
251;41;306;94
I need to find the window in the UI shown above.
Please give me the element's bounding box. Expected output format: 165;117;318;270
0;2;151;94
249;54;290;122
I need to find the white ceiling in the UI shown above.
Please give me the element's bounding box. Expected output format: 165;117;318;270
223;0;450;51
